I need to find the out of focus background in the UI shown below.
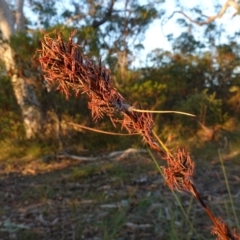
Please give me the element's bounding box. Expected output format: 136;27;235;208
0;0;240;239
1;0;240;156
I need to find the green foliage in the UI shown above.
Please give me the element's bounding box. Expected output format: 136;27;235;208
122;78;167;106
29;0;57;28
10;32;36;62
138;36;240;143
0;74;24;140
173;32;205;54
176;89;224;126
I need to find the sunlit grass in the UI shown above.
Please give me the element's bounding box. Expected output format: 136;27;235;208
0;138;56;161
0;138;61;175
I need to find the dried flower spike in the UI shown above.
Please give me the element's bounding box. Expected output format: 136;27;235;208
37;30;164;154
163;148;194;192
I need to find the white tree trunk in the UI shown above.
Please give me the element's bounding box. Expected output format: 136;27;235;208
0;0;42;138
16;0;25;31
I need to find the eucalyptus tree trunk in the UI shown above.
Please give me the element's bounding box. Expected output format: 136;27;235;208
0;0;42;138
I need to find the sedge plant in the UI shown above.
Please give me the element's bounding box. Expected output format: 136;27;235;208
36;30;240;240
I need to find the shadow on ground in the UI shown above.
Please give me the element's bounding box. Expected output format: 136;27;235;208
0;149;239;240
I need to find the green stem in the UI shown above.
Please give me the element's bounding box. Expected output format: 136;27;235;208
218;149;240;230
147;148;201;240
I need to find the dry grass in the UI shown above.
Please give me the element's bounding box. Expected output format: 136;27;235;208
31;30;240;239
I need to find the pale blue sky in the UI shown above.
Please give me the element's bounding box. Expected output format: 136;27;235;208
143;0;240;54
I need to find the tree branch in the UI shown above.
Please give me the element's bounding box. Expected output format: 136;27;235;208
92;0;115;28
65;14;84;25
65;0;115;28
168;0;240;26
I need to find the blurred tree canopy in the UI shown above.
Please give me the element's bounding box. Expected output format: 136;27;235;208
0;0;240;151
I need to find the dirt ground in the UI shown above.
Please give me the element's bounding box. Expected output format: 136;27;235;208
0;149;239;240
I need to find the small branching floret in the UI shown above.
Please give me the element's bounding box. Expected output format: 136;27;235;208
163;148;194;192
211;217;240;240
